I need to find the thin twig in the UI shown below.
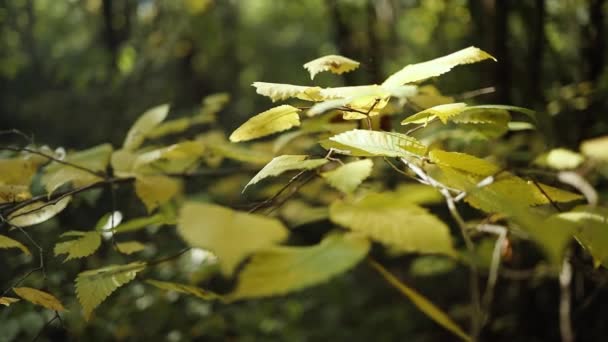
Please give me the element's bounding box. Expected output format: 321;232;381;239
0;146;104;178
559;251;574;342
477;224;508;325
32;311;60;342
248;170;309;213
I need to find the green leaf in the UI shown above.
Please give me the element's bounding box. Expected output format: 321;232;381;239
229;233;370;300
13;287;65;312
76;262;146;320
123;104;169;150
382;46;495;87
322;129;427;157
303;55;360;80
112;213;168;234
329;192;454;255
321;159;373;194
116;241;146;255
429;150;501;176
178;202;288;275
8;196;72;227
563;206;608;267
369;261;470;342
135;175;182;213
146;280;219;300
280;200;329;227
0;234;30;255
581;135;608;162
41;144;112;195
245;155;328;191
0;297;20;306
54;231;102;262
401;103;468;125
207;142;274;165
229;105;301;142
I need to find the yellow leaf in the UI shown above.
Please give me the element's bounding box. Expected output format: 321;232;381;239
402;103;468;125
229;233;370;300
429;150;501;176
581;135;608;162
76;262;146;320
382;46;495;87
330;192;455;255
322;129;427;157
123;104;169;150
0;297;20;306
252;82;323;102
0;184;31;203
41;144;112;195
229;105;301;142
245;155;328;191
132;140;205;170
303;55;360;80
0;234;30;255
321;159;373;194
279;200;329;227
146;280;219;300
54;231;101;261
178;202;288;275
134;175;182;212
533;148;585;170
13;287;65;311
8;196;72;227
116;241;146;255
0;157;39;203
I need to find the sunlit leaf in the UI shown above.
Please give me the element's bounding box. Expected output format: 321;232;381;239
133;141;205;170
116;241;146;255
429;150;501;176
41;144;112;195
8;196;72;227
123;104;169;150
382;46;495;87
330;192;454;255
321;159;373;194
401;103;467;125
229;233;370;300
252;82;322;102
0;297;19;306
76;262;146;320
54;231;101;262
303;55;360;80
322;129;427;157
135;175;182;213
534;148;585;170
581;135;608;162
230;105;301;142
13;287;65;312
0;234;30;255
244;155;328;191
146;280;219;300
178;202;288;275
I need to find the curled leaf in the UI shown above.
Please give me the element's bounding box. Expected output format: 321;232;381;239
303;55;360;80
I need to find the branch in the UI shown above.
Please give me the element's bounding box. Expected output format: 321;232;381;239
0;146;105;178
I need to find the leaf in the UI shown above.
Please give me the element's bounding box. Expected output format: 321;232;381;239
533;148;585;170
116;241;146;255
322;129;427;157
303;55;360;79
207;142;274;165
244;155;328;191
429;150;501;176
0;234;30;255
76;262;146;320
451;107;511;125
178;202;288;275
252;82;322;102
8;196;72;227
132;141;205;170
229;233;370;300
0;297;20;306
329;192;455;255
229;105;301;142
382;46;496;87
321;159;373;194
581;135;608;162
562;206;608;267
112;213;168;234
146;280;219;300
369;261;470;342
54;231;102;261
123;104;169;150
13;287;65;312
280;200;329;227
0;184;31;203
401;103;468;125
134;175;182;212
41;144;112;195
0;157;39;203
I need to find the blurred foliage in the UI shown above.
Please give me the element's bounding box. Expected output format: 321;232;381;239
1;0;608;341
